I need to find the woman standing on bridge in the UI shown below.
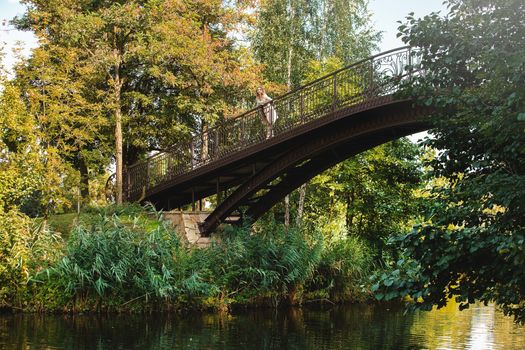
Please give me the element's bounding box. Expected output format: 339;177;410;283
256;87;278;138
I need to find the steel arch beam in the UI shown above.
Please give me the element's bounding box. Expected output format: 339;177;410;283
199;103;430;235
245;125;425;222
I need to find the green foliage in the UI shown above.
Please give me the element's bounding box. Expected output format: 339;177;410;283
307;235;372;301
17;0;264;156
40;205;180;310
304;139;423;258
8;0;266;207
374;0;525;323
0;52;89;215
212;223;323;303
0;209;62;308
166;222;323;308
251;0;379;88
22;204;374;311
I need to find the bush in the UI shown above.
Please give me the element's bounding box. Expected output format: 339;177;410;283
210;224;323;302
306;235;372;301
0;208;61;309
40;205;181;311
174;222;324;307
23;205;377;312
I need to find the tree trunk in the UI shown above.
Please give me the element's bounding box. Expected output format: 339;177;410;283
345;188;355;231
78;154;90;201
296;184;306;226
287;46;293;89
284;4;294;230
113;47;124;204
115;102;123;204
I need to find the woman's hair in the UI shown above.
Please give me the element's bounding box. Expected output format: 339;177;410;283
256;86;265;97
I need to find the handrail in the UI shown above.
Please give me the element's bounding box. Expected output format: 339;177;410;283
118;46;420;201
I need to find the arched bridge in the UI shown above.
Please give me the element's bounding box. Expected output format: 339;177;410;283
120;47;431;235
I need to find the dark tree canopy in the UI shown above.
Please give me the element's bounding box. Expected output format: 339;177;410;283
373;0;525;322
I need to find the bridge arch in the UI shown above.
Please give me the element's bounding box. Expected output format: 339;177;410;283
116;47;432;235
199;98;430;234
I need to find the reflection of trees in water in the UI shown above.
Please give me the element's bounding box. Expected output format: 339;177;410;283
1;304;524;349
0;306;420;349
1;314;166;349
302;304;422;350
409;301;525;350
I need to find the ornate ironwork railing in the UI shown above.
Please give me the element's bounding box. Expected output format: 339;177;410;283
122;46;420;201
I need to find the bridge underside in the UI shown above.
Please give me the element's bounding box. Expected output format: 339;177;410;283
143;97;431;235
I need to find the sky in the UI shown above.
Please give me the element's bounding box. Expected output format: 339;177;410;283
0;0;37;72
369;0;446;52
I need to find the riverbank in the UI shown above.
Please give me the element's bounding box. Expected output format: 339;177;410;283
1;205;375;314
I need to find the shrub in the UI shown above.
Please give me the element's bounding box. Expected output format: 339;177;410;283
176;222;324;307
26;205;377;312
41;205;181;311
306;235;372;301
0;208;61;309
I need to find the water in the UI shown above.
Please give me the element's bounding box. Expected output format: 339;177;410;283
0;303;523;349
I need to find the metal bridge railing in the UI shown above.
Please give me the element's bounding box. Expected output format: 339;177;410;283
121;46;420;201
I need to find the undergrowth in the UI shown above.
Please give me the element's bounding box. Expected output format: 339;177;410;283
3;204;375;313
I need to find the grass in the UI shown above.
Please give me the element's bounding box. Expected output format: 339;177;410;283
46;213;79;237
42;204;167;240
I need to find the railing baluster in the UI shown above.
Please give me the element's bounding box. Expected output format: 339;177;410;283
408;47;412;81
214;129;219;158
333;73;338;111
300;91;304;123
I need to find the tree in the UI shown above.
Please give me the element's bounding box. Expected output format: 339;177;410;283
16;0;264;204
0;47;78;216
315;0;379;63
14;43;109;203
303;139;423;258
372;0;525;322
251;0;379;88
251;0;379;227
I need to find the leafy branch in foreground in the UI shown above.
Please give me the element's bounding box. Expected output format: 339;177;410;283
374;0;525;323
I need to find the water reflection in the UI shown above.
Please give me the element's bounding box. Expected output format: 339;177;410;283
0;303;523;349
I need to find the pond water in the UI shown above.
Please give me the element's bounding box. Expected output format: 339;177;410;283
0;303;523;349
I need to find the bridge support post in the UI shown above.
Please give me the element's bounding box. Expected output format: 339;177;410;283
191;188;196;211
216;177;221;203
